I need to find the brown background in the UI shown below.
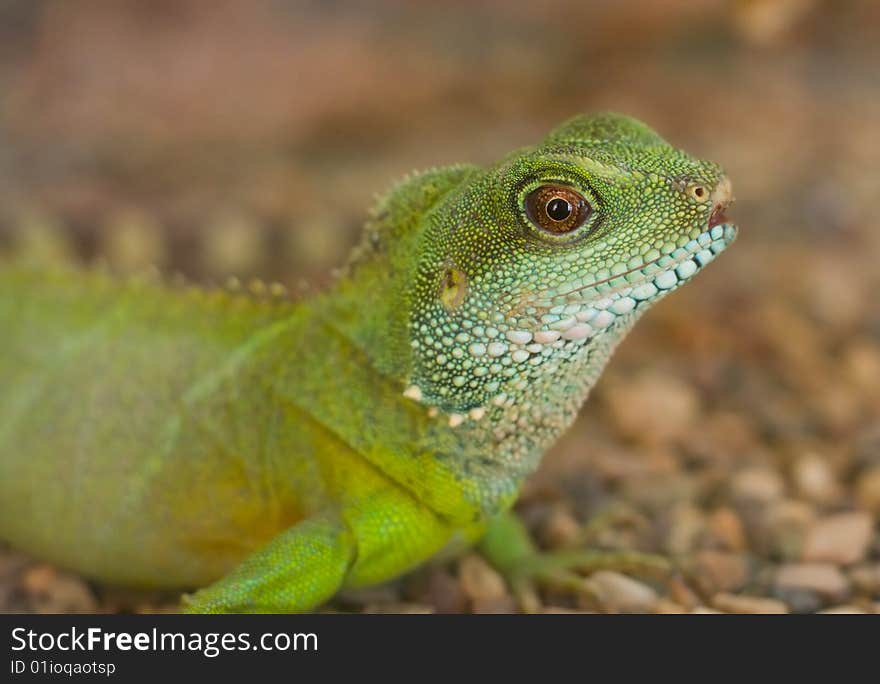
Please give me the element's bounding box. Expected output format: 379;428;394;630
0;0;878;613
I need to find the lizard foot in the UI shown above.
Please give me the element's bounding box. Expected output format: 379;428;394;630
480;511;671;613
502;548;671;613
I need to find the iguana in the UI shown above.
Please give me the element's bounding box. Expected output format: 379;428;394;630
0;113;736;613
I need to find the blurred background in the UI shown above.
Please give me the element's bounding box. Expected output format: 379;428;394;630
1;0;878;613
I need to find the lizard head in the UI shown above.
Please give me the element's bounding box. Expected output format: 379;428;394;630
403;112;737;430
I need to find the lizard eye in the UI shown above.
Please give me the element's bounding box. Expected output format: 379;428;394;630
525;185;592;234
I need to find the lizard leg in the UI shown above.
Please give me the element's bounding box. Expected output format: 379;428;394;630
181;512;355;613
479;511;670;613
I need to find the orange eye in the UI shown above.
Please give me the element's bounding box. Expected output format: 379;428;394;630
525;185;592;234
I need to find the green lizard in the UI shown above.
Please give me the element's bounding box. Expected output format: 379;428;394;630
0;113;736;613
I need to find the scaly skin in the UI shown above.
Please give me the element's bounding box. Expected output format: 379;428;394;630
0;114;736;612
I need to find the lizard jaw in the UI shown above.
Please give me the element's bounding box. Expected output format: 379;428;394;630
533;222;736;307
419;222;738;427
513;222;738;343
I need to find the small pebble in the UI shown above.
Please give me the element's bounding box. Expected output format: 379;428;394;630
759;499;816;560
539;506;582;548
855;467;880;515
667;576;701;610
707;507;748;552
665;504;707;555
458;554;507;603
772;586;823;614
775;563;850;602
20;564;98;613
689;551;749;595
843;340;880;398
791;452;839;504
603;373;699;446
802;512;873;565
588;571;658;613
732;466;786;504
418;568;469;614
848;564;880;596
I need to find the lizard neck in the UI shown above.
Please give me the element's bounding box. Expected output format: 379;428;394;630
321;264;639;519
312;232;642;522
316;233;417;385
316;165;479;384
438;314;639;506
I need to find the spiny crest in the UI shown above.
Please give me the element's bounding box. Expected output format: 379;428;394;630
342;164;477;277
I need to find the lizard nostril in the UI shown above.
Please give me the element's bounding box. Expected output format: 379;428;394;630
684;182;709;201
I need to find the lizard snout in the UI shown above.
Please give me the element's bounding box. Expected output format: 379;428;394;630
708;176;734;229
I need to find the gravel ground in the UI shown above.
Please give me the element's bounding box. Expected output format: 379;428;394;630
0;0;878;614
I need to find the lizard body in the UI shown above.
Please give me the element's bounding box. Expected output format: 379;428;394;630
0;114;736;612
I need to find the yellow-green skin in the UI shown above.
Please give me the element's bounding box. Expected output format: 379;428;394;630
0;114;736;612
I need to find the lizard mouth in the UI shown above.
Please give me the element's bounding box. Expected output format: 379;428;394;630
513;222;738;344
708;206;730;229
551;221;737;301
